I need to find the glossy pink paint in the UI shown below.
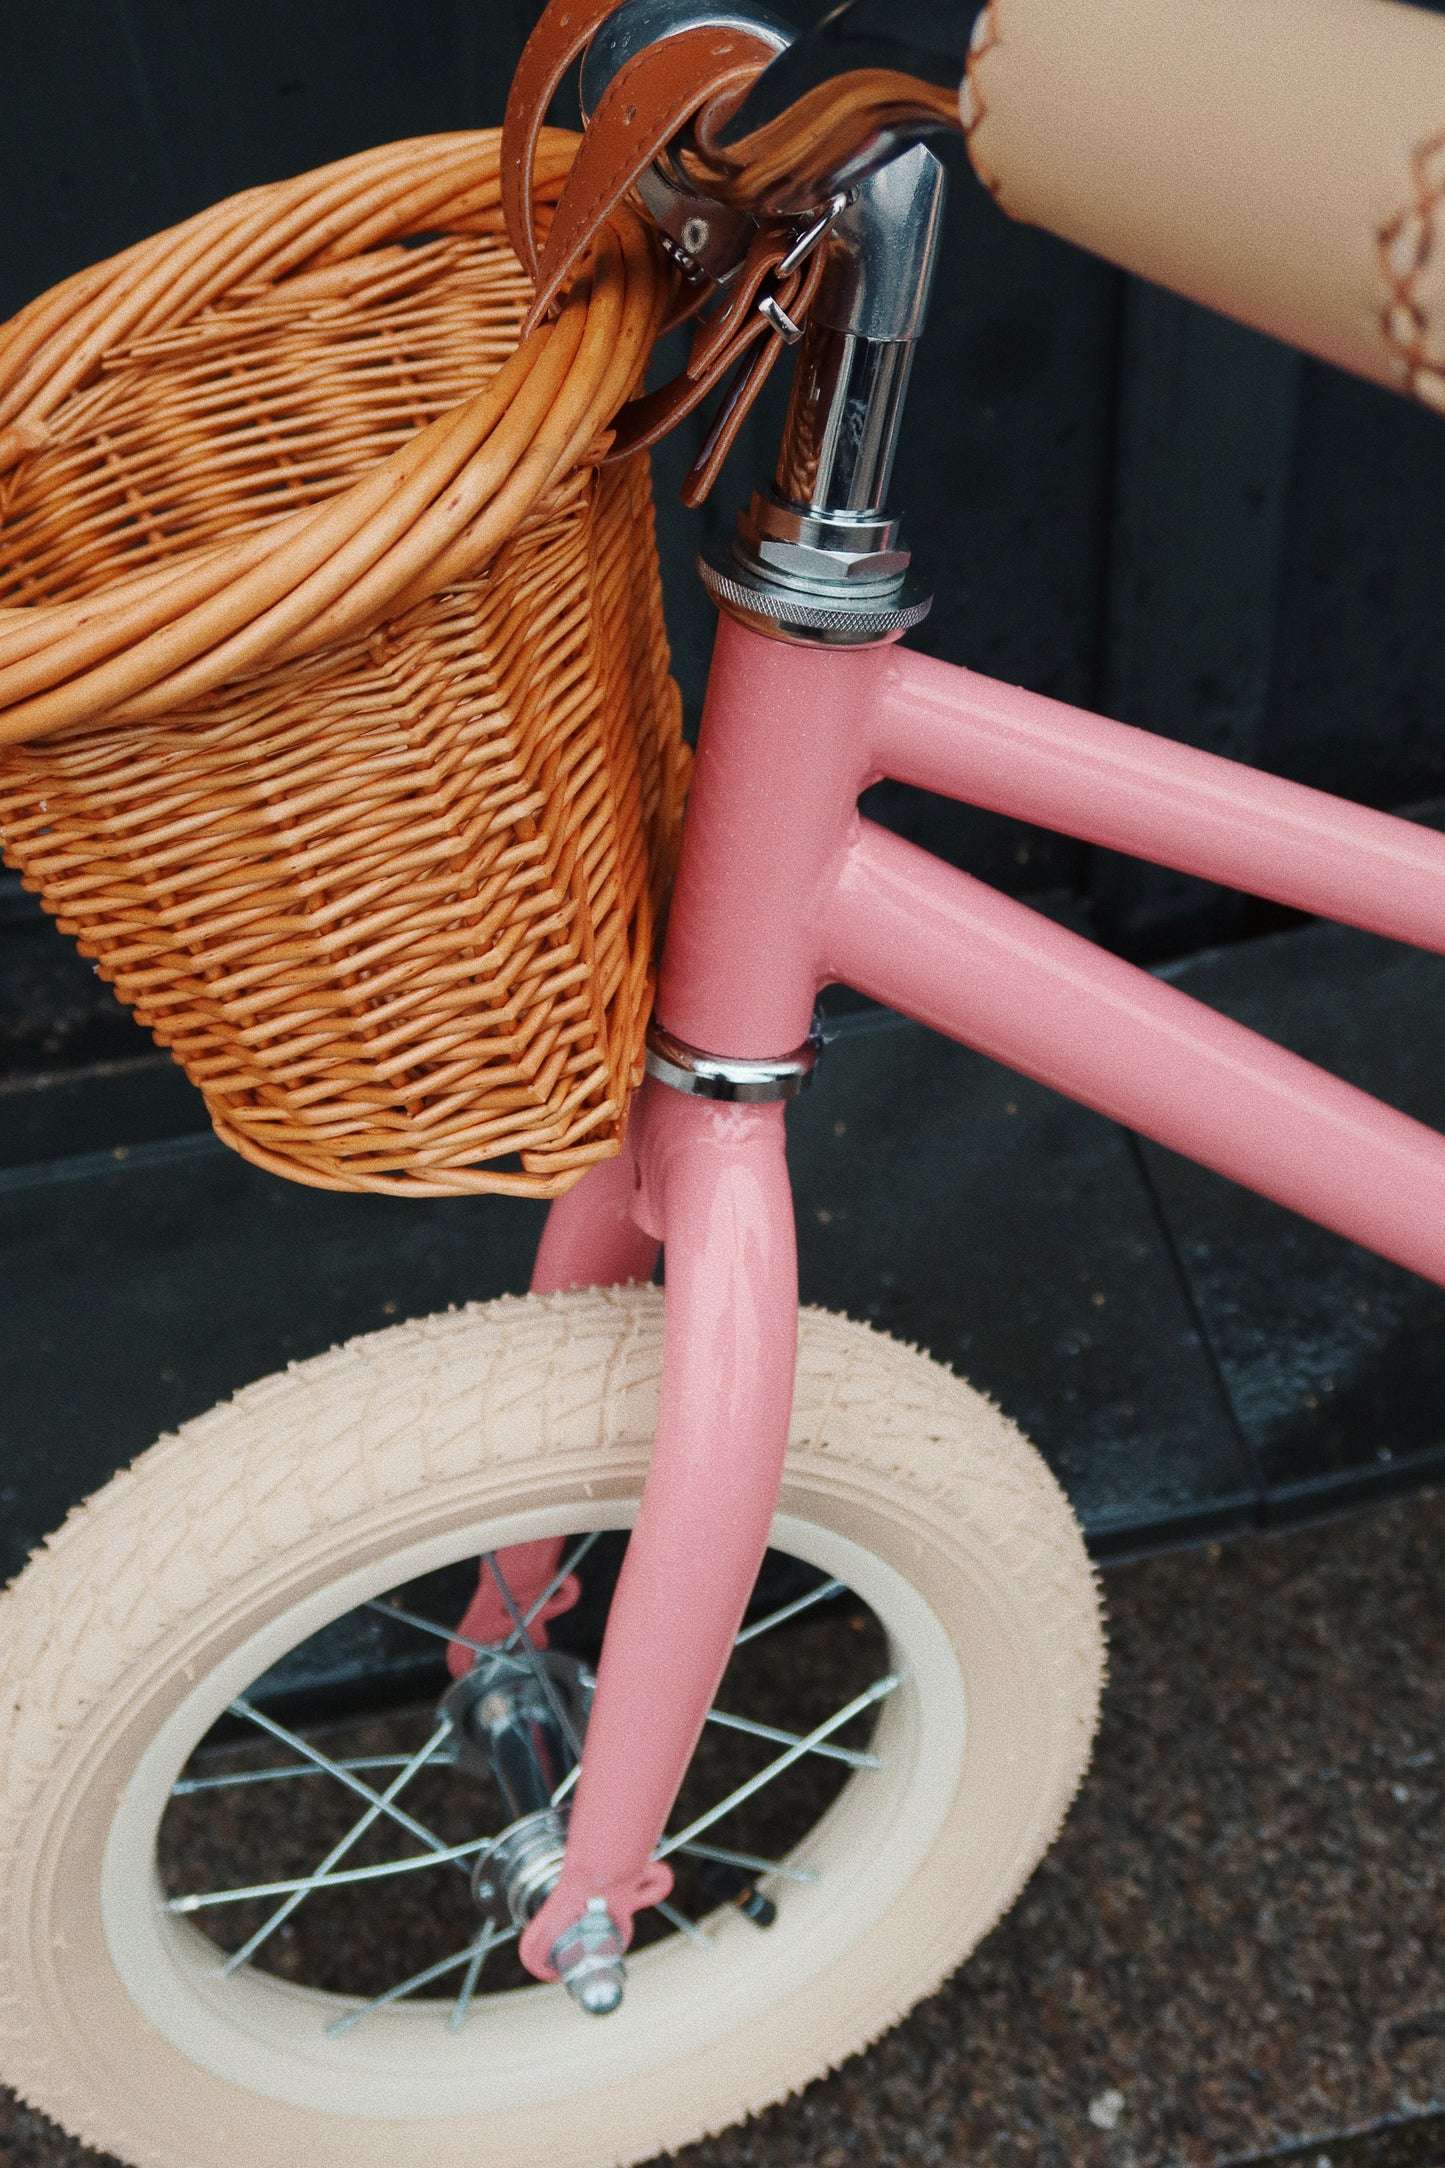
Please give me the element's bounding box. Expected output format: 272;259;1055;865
519;1076;799;1975
510;611;1445;1975
827;820;1445;1285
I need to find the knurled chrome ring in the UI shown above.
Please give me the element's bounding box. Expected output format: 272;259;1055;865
698;555;933;646
645;1019;822;1102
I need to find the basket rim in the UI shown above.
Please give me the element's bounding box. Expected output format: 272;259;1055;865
0;129;668;753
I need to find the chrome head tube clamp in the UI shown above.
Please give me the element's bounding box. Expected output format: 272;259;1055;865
700;143;947;646
645;1017;822;1101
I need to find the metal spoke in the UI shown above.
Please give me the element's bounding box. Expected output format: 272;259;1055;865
657;1673;899;1862
448;1922;499;2031
482;1552;584;1761
167;1833;495;1914
166;1536;890;2036
218;1713;455;1975
551;1762;580;1807
326;1925;517;2039
734;1577;846;1647
364;1532;600;1667
655;1899;712;1949
703;1704;880;1770
365;1597;490;1658
675;1839;819;1886
172;1751;457;1797
230;1699;455;1862
504;1531;602;1651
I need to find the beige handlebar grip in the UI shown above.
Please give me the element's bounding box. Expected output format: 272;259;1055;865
963;0;1445;410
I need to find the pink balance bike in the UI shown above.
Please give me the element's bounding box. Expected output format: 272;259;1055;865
3;1;1445;2163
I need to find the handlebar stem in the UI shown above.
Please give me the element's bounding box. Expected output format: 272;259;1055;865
701;144;947;645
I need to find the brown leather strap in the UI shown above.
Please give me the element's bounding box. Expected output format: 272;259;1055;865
503;0;623;277
677;306;794;505
523;24;777;335
691;67;959;218
501;0;843;499
608;228;828;503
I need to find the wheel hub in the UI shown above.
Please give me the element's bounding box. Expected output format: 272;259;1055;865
441;1648;627;2015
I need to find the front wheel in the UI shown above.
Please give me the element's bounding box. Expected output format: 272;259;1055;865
0;1286;1103;2168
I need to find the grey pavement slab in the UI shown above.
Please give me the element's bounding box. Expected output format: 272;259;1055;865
0;1054;203;1172
0;1139;544;1583
0;1007;1251;1585
6;909;1445;1581
789;1013;1256;1553
1141;923;1445;1519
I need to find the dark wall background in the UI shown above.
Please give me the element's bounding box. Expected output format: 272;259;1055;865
2;2;1445;1572
4;0;1445;1083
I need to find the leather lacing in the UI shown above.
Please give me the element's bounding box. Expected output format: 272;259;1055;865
1378;128;1445;413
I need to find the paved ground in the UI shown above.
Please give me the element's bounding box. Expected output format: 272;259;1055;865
660;1492;1445;2168
3;1489;1443;2168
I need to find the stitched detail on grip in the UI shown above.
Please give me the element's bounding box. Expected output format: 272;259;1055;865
1378;129;1445;413
960;0;1004;202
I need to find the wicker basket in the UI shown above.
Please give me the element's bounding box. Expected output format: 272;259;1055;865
0;130;689;1197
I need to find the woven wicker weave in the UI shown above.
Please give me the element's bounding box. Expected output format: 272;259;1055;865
0;130;689;1196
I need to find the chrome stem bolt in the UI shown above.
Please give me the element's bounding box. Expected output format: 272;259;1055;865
552;1896;626;2017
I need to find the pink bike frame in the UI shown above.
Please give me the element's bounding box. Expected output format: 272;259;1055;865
510;612;1445;1979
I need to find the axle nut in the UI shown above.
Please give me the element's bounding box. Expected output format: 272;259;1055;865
551;1896;626;2017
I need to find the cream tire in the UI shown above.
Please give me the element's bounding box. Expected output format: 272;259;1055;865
0;1286;1104;2168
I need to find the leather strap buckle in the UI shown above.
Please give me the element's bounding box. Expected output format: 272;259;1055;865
775;191;849;278
753;193;847;349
